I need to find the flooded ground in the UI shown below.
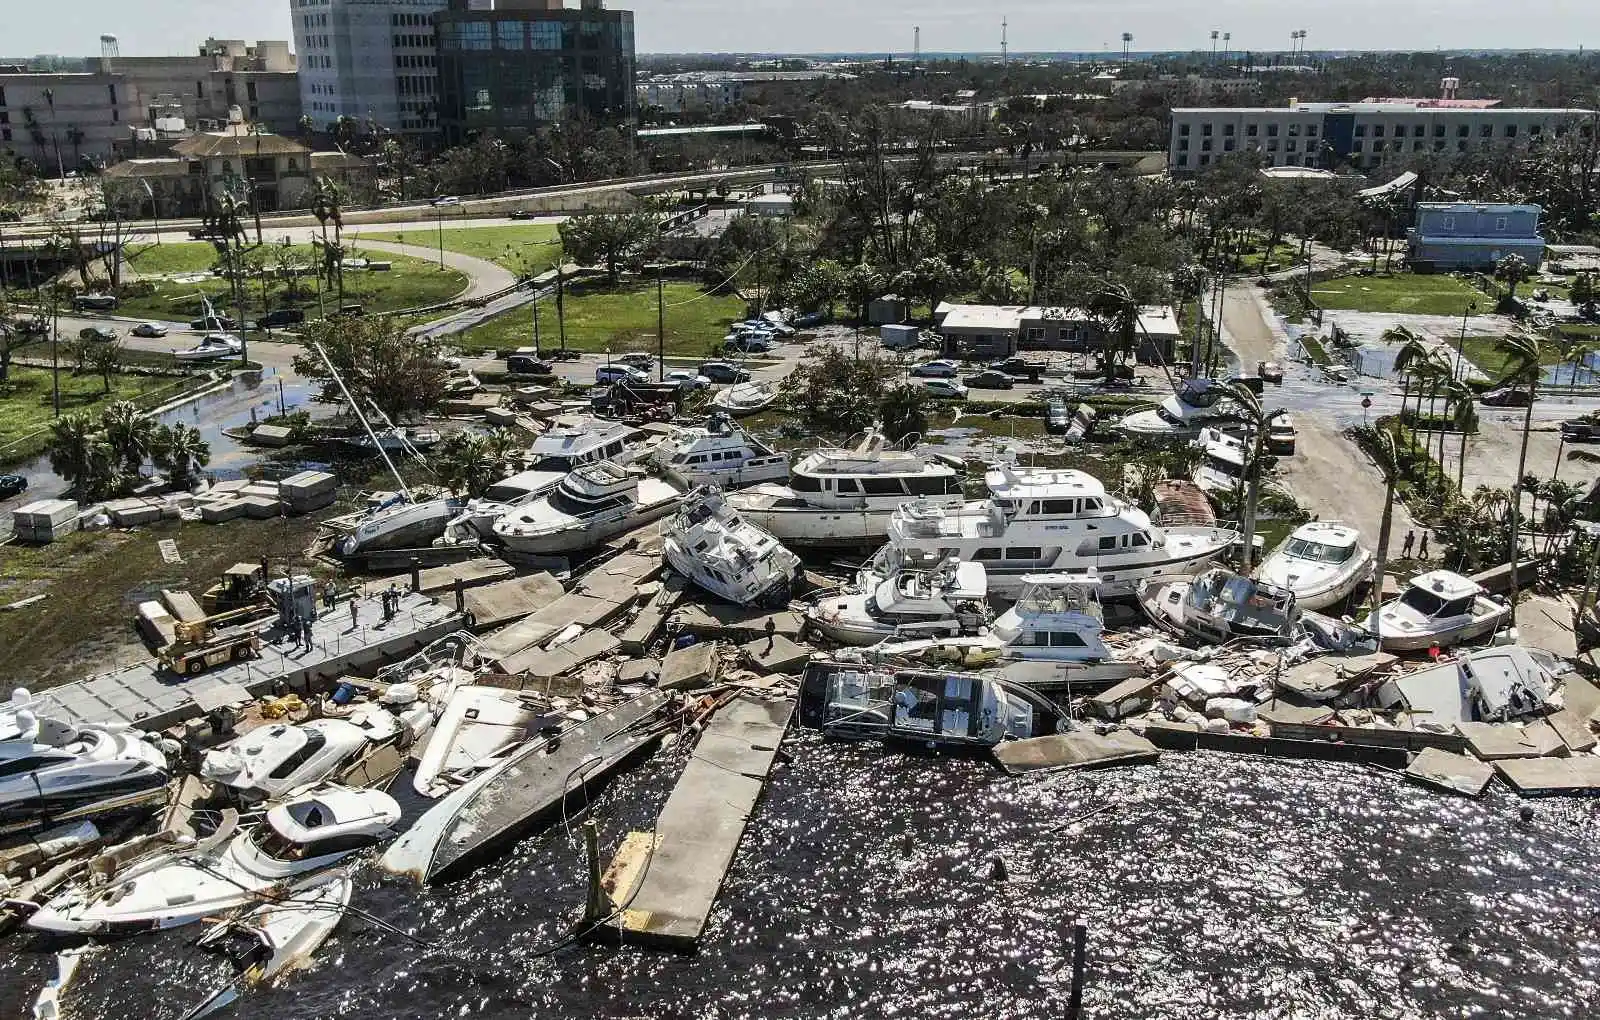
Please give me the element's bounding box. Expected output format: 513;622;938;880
4;741;1598;1020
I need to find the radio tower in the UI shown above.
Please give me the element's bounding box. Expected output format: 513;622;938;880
1001;17;1008;70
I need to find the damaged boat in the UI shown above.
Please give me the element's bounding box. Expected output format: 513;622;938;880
337;495;462;558
199;706;403;804
663;487;802;608
1362;569;1511;653
805;557;990;647
653;413;790;490
449;419;640;540
1141;568;1300;645
412;686;564;797
1256;521;1375;612
493;461;685;556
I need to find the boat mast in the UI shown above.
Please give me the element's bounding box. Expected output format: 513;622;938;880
309;341;411;500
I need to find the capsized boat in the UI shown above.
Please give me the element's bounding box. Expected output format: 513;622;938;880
662;486;802;608
28;787;400;935
652;412;790;490
1361;570;1511;653
344;426;443;455
179;871;353;1020
199;705;402;804
337;495;463;557
804;557;991;647
709;380;780;417
797;659;1063;750
381;691;674;885
0;689;169;830
412;686;563;797
1256;521;1375;612
1141;568;1300;645
173;334;243;362
492;461;685;556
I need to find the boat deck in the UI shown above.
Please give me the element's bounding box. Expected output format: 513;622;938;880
40;591;463;731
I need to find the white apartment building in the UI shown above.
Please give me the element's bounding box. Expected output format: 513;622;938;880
1169;101;1596;173
293;0;447;135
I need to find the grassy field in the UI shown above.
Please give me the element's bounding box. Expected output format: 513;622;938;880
452;279;746;358
123;242;221;277
1457;335;1566;381
358;224;562;274
0;367;179;455
1311;273;1491;316
115;246;468;322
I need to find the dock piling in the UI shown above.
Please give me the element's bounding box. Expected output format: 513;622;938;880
583;818;605;925
1066;921;1087;1019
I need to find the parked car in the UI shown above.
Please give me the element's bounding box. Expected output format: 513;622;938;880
1045;399;1071;434
923;379;969;400
989;357;1036;376
1480;386;1535;407
1561;418;1600;443
72;293;118;312
792;311;829;328
595;364;649;385
910;359;959;378
130;322;169;338
431;195;462;207
664;369;711;391
725;336;773;354
253;308;306;330
78;326;120;342
333;304;366;318
965;369;1016;390
699;361;751;384
0;474;27;498
507;209;536;220
191;315;237;331
759;315;798;338
617;353;656;371
507;355;554;375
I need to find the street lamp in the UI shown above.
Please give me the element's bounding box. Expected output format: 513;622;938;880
1456;299;1476;380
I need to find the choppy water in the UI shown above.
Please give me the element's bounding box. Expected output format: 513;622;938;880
4;740;1599;1020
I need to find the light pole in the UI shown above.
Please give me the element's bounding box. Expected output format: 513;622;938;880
1456;299;1476;381
139;179;160;245
436;210;445;270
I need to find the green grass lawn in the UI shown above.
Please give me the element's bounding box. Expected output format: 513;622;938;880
0;367;177;456
1456;335;1564;380
1311;273;1491;316
1239;243;1300;273
357;224;562;274
452;279;746;358
123;242;220;277
115;247;468;322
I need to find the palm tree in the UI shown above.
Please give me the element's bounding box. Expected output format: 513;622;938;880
1494;332;1544;623
47;412;98;491
1443;378;1478;492
1367;428;1403;647
151;422;211;489
100;400;155;476
1549;336;1600;489
1384;327;1429;423
1219;382;1288;574
429;432;498;499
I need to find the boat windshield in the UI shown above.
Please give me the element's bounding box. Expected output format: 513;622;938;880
548;489;617;516
1284;538;1354;564
528;455;576;473
1396;586;1473;618
251;825;310;862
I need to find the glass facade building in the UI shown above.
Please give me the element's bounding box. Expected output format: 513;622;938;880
435;2;635;143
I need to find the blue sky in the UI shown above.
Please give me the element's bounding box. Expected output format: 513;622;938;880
7;0;1596;58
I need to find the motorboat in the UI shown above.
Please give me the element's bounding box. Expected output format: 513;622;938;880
662;487;802;608
652;413;789;490
28;786;401;935
1140;568;1300;645
805;558;990;647
492;461;685;556
412;686;563;798
1115;379;1245;442
173;334;243;362
1256;522;1375;612
1192;426;1249;496
337;495;462;557
0;690;169;829
343;427;443;455
1362;570;1511;653
709;381;780;417
199;705;402;804
878;463;1237;599
450;419;640;539
382;691;675;885
726;431;965;547
180;870;353;1020
797;660;1063;751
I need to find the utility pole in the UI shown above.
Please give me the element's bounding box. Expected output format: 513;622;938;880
49;286;60;417
556;265;568;355
1001;17;1008;71
655;264;666;382
532;279;542;358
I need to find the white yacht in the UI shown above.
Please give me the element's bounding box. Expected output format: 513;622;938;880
492;461;685;556
199;706;402;804
663;487;803;608
452;419;640;539
0;690;169;827
727;431;965;547
173;334;243;362
1141;569;1300;645
1192;426;1249;496
1256;522;1375;612
338;495;462;557
1116;379;1245;442
709;381;780;417
877;465;1237;598
1362;570;1511;653
653;413;789;490
28;786;401;935
805;558;990;647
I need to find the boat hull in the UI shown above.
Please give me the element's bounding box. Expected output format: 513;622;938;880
495;498;681;556
730;503;900;547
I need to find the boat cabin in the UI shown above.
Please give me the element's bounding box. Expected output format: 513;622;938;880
250;788;400;864
799;662;1049;748
1396;571;1486;620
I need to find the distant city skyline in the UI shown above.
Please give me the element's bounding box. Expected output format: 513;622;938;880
4;0;1597;59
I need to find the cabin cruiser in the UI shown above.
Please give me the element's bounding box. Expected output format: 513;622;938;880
1256;522;1375;612
28;786;401;935
450;419;640;539
1115;379;1245;442
877;465;1237;599
173;334;243;362
1362;570;1511;653
0;690;169;828
199;706;402;804
663;487;802;608
727;431;965;547
709;381;780;417
412;686;563;798
652;413;789;490
1192;427;1249;496
492;461;685;556
805;558;990;647
337;495;462;557
1141;569;1300;645
797;659;1063;750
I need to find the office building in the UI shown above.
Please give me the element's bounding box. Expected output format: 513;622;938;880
0;39;299;168
434;0;635;145
292;0;447;135
1169;100;1595;173
637;69;852;114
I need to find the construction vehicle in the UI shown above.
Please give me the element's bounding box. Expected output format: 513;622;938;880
201;562;271;615
159;618;262;676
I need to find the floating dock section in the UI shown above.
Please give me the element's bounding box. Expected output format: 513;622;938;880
610;693;794;950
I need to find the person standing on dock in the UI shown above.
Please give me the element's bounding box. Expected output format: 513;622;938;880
1401;531;1415;559
1418;532;1430;560
349;597;359;630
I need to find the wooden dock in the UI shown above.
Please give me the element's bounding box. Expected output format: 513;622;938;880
608;692;794;950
